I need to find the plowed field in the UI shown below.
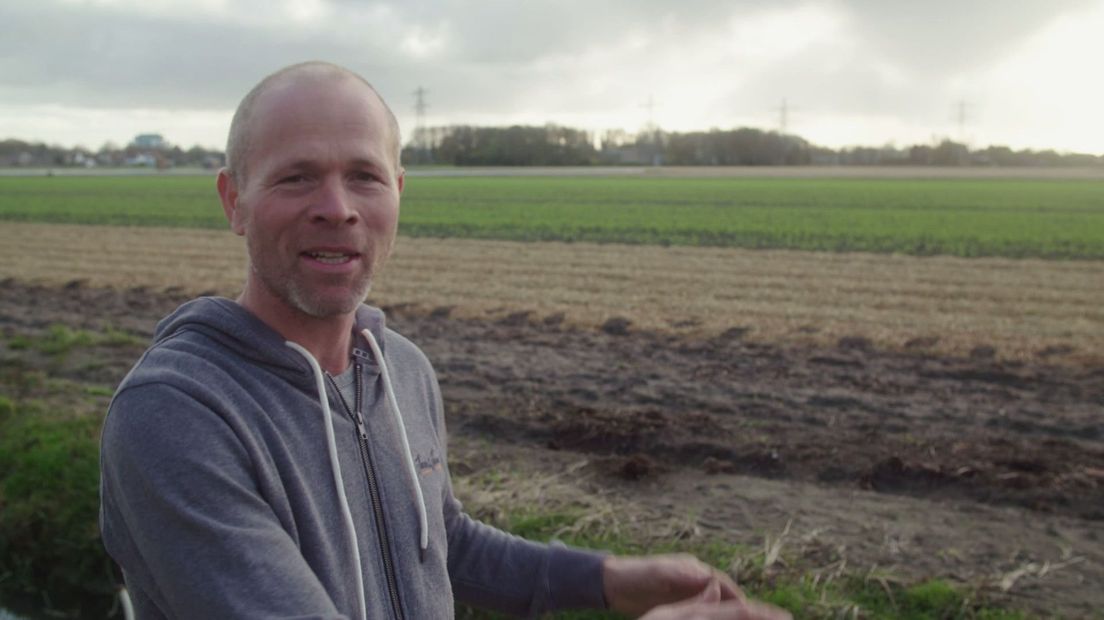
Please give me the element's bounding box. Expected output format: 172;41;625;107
1;221;1102;616
2;222;1101;363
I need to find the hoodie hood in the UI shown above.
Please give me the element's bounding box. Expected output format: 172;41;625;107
152;296;388;388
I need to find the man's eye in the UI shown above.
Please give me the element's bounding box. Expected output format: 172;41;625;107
279;174;308;184
352;172;380;183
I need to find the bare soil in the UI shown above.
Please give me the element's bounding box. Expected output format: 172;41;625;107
1;280;1101;617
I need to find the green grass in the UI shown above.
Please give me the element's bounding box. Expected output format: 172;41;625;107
1;175;1102;258
401;176;1104;259
455;506;1027;620
5;325;143;358
0;176;217;228
0;401;115;618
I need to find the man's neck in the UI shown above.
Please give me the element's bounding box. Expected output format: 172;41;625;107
237;284;356;375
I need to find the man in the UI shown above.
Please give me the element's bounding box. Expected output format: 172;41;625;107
99;61;788;619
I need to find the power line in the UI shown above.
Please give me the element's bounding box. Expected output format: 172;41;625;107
951;99;972;144
413;86;428;150
637;94;663;166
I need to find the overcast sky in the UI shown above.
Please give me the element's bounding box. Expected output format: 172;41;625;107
2;0;1102;154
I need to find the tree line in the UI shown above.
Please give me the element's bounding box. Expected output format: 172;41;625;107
3;126;1100;169
0;139;223;169
403;125;1103;168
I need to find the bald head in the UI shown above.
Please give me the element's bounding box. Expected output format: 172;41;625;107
225;61;402;186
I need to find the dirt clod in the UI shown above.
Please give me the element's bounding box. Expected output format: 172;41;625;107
904;336;940;349
1037;344;1075;358
719;326;751;340
837;336;873;351
600;317;632;336
616;454;659;481
429;305;455;319
498;311;532;327
543;312;565;326
703;456;737;475
970;345;997;359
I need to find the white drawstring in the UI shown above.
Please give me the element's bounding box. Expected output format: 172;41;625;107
285;341;368;620
119;586;135;620
361;328;430;560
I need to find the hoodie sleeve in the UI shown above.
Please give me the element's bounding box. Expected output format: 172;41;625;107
100;382;350;620
444;494;609;616
423;382;609;616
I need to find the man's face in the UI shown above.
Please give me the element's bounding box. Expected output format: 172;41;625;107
219;74;403;319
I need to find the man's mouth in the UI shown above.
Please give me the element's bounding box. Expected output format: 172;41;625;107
303;251;359;265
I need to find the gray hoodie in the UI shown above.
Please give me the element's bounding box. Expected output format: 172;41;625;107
99;297;606;619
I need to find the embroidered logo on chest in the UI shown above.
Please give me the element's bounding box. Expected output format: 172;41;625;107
414;448;443;477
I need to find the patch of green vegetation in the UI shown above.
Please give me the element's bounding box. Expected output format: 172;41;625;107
84;385;115;398
38;325;94;355
901;579;966;616
0;402;115;618
99;327;145;348
2;175;1102;258
504;511;581;541
847;577;1027;620
453;506;1030;620
0;353;120;428
7;334;32;350
0;360;46;401
4;325;94;357
401;176;1104;259
2;324;142;360
0;175;218;228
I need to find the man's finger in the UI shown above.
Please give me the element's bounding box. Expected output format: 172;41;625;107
737;600;793;620
695;577;721;603
639;599;793;620
713;570;745;602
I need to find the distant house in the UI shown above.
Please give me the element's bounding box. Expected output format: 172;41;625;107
71;152;96;167
132;133;166;150
125;153;157;167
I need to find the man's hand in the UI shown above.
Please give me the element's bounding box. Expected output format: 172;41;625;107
601;554;741;617
639;598;791;620
602;554;790;619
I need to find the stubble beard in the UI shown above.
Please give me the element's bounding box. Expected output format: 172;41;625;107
248;243;381;320
286;270;373;318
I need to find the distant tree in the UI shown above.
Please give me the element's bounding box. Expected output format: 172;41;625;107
423;125;598;166
931;140;970;166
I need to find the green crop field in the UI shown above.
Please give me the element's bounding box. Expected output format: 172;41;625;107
1;174;1102;258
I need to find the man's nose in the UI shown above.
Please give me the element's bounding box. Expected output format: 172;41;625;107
310;177;358;225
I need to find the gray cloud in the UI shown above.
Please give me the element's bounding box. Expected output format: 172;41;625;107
1;0;1086;107
1;0;1099;150
838;0;1095;77
0;1;410;109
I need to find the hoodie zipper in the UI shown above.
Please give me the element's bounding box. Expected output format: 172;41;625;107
328;362;405;620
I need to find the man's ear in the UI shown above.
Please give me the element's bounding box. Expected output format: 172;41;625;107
216;168;246;236
396;167;405;195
